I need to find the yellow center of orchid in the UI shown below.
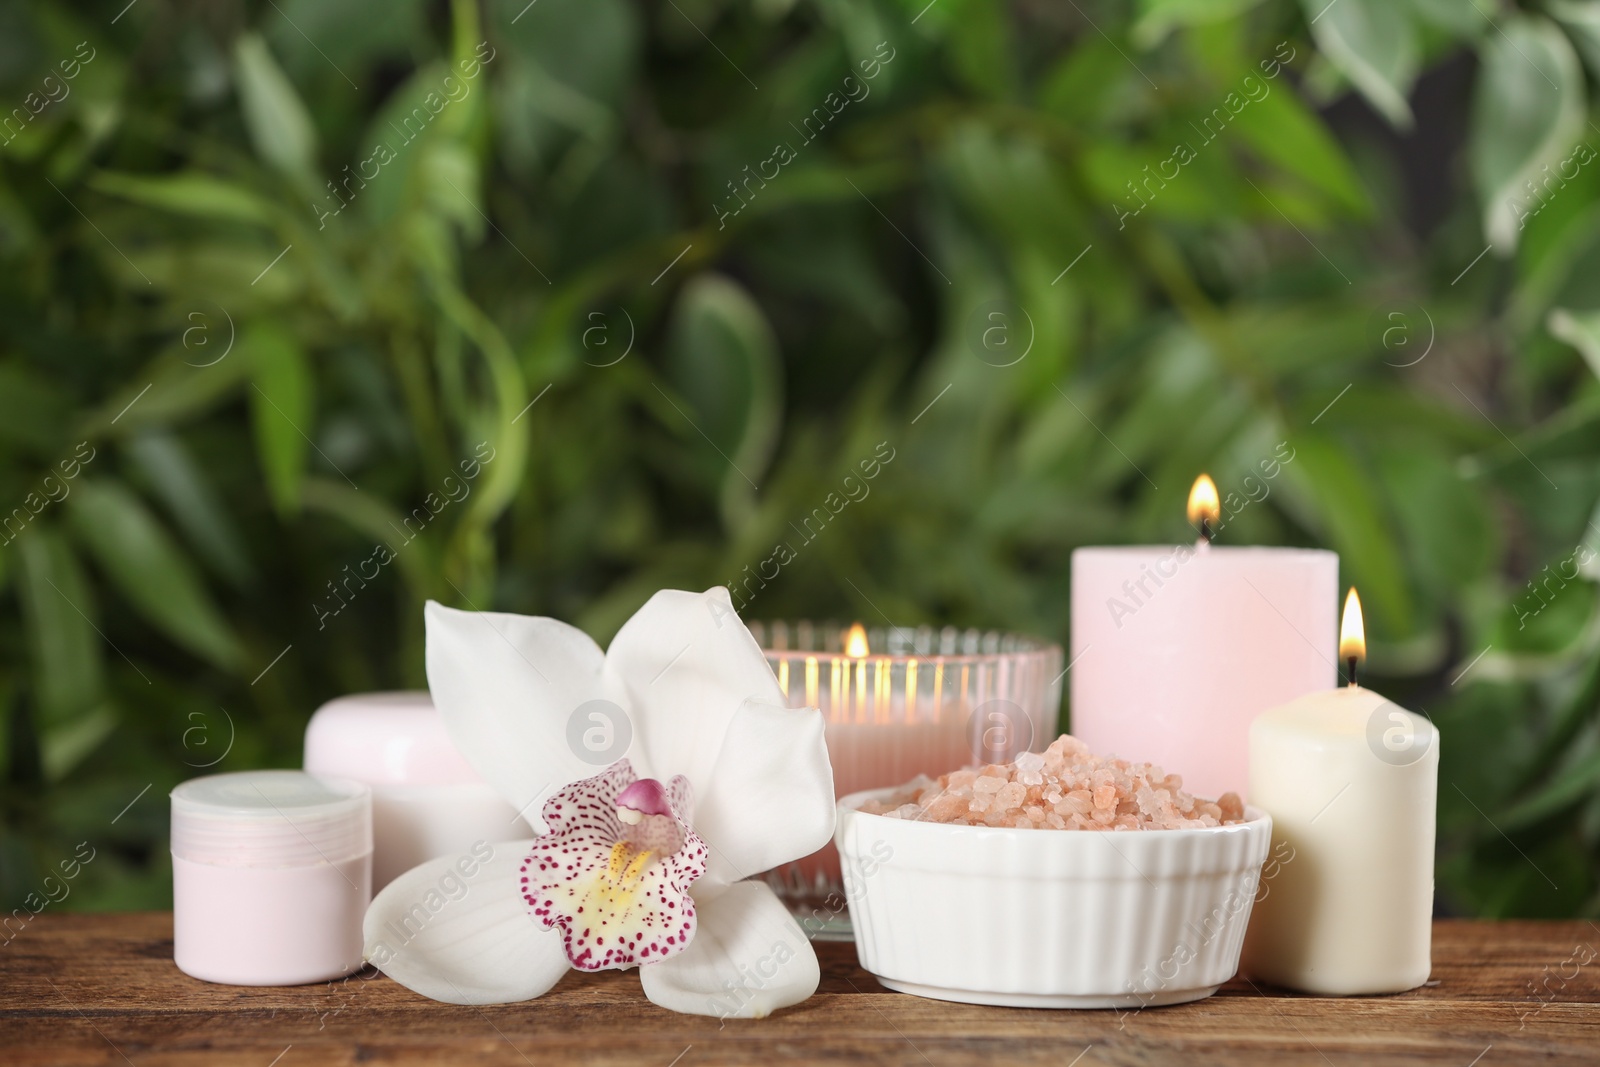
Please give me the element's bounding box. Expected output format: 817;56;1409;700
607;840;655;886
557;841;659;927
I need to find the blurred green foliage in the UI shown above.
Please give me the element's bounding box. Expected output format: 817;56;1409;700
3;0;1600;919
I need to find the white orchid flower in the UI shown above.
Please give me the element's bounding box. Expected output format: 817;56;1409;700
362;588;836;1018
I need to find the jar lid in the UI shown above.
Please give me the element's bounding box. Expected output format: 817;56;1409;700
171;771;371;867
303;691;484;787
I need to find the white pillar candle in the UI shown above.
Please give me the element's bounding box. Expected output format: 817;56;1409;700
1242;590;1438;994
1070;478;1337;799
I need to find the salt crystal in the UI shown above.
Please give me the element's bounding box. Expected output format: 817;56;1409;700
1135;786;1158;816
861;734;1246;831
1055;792;1090;817
1217;792;1245;822
925;795;967;821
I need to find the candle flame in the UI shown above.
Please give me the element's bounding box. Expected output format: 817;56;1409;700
845;622;869;658
1187;474;1220;526
1339;588;1366;665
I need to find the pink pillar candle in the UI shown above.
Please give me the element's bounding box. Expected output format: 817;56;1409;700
1070;544;1337;800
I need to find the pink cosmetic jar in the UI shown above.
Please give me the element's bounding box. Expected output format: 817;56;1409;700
303;691;528;891
171;770;372;985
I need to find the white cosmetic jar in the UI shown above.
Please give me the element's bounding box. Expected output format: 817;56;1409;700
303;691;528;891
171;770;372;985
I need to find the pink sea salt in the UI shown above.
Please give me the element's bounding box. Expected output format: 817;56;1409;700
859;734;1246;831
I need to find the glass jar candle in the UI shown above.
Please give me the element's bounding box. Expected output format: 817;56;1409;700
171;770;371;985
303;691;529;891
748;621;1063;938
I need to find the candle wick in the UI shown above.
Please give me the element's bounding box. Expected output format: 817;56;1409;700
1346;655;1358;688
1198;518;1213;545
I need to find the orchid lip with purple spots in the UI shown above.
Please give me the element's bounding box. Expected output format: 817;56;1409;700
520;759;707;971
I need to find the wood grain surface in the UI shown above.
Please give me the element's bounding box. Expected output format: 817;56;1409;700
2;914;1596;1066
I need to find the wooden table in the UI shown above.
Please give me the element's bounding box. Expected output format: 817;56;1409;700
2;914;1596;1065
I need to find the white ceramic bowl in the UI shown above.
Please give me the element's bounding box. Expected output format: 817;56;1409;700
836;788;1272;1008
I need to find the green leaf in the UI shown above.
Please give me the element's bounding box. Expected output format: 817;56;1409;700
945;0;1015;100
1503;745;1600;829
85;346;252;437
356;61;457;225
1492;559;1595;655
246;322;315;515
300;477;439;601
87;171;275;225
0;364;74;453
1377;447;1497;601
1133;0;1266;47
422;141;484;240
233;33;318;185
40;708;120;783
1471;15;1585;252
12;527;115;778
663;275;784;522
66;479;244;670
86;242;306;302
1508;174;1600;325
124;433;253;586
1082;142;1232;224
1512;649;1600;793
1407;0;1490;37
1230;75;1371;216
265;0;425;74
1304;0;1419;129
489;0;631;175
1547;306;1600;381
1282;432;1413;635
494;0;638;107
1037;38;1147;127
13;527;102;721
1549;0;1600;78
425;280;530;544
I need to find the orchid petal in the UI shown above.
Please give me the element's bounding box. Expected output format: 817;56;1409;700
523;761;708;971
638;881;820;1018
363;840;568;1005
425;600;609;828
602;587;784;792
693;698;835;890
